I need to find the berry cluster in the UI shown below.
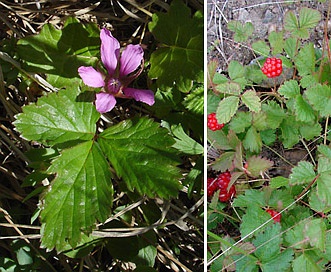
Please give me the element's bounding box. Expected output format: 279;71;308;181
207;171;236;202
207;112;224;131
261;57;282;78
266;209;281;223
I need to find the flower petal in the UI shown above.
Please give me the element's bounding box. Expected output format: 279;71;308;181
95;92;117;113
119;44;144;77
123;88;155;106
100;28;120;75
78;66;105;88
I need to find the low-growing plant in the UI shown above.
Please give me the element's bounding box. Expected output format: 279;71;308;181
207;5;331;271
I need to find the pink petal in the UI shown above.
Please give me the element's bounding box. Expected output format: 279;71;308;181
123;88;155;106
78;66;105;88
119;44;144;77
100;28;120;75
95;92;117;113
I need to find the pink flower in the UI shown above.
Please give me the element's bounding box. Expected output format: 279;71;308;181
78;28;155;113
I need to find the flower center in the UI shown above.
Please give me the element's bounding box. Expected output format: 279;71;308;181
106;78;121;94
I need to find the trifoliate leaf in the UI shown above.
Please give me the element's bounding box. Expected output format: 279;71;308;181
289;161;316;185
17;17;100;88
241;90;261;113
41;140;113;252
216;96;239;124
171;124;203;155
305;84;331;117
252;41;270;57
245;156;273;178
243;126;262;153
227;21;254;42
148;0;203;92
98;117;182;199
14;87;100;146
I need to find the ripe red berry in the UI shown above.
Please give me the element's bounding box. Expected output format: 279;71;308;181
266;209;281;223
207;177;218;197
217;171;236;202
207;113;224;131
261;57;282;78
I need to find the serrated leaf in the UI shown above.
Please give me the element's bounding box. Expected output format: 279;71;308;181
241;90;261;113
303;219;326;251
17;17;100;88
215;82;242;95
260;129;277;146
292;252;325;272
289;161;316;185
229;111;252;133
299;7;321;34
14;88;100;146
227;21;254;42
171;124;203;155
252;41;270;57
309;172;331;213
278;80;300;99
299;123;321;140
98;117;182;199
268;31;284;55
228;61;245;80
294;95;316;122
270;176;289;188
233;189;266;208
182;86;204;115
148;0;203;92
280;116;300;148
284;37;298;59
260;248;293;271
306;84;331;117
245;156;273;178
41;141;113;251
216;96;239;124
294;43;316;76
240;205;271;238
262;101;286;129
243;126;262;153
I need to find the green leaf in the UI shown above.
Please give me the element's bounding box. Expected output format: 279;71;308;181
289;161;316;185
243;126;262;153
284;8;321;39
260;249;293;271
280;116;300;148
240;205;271;238
241;90;261;113
228;61;245;80
215;82;242;95
299;123;321;140
182;85;204;115
284;37;298;59
262;101;286;129
14;88;100;146
216;96;239;124
251;41;270;57
227;21;254;42
270;176;289;188
294;95;316;122
245;156;273;178
148;0;203;92
278;80;300;99
268;31;284;55
233;189;266;208
306;84;331;117
303;219;326;252
17;17;100;88
98;117;182;199
229;111;252;133
171;124;203;155
292;252;325;272
41;141;113;251
309;172;331;213
294;43;316;76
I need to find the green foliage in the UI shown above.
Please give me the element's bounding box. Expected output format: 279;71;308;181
148;0;203;92
208;6;331;271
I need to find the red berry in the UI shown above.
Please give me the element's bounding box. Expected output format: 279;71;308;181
266;209;281;223
207;177;218;197
261;57;282;78
216;171;236;202
207;113;224;131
